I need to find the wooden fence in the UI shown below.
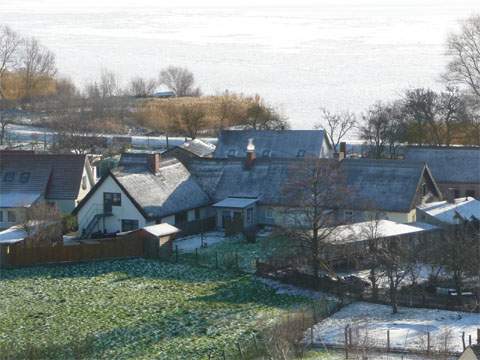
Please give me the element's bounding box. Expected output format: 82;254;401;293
0;236;144;268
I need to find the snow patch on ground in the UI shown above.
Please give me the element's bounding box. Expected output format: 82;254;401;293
311;302;480;353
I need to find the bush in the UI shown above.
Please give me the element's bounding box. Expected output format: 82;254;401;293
62;214;78;233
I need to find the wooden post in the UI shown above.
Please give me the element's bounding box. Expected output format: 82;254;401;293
462;332;466;351
348;327;352;347
175;245;178;262
469;334;472;346
310;326;314;346
387;329;390;352
477;328;480;344
195;248;198;264
344;326;349;359
427;332;430;354
252;333;258;351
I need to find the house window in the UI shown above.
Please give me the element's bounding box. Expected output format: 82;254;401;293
121;219;139;232
466;190;476;198
246;208;254;224
3;172;14;182
454;189;461;198
19;172;30;183
262;149;271;157
7;210;16;222
104;192;121;206
296;149;305;158
175;211;188;225
227;149;236;157
421;183;427;196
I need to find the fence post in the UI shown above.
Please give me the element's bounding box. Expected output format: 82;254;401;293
462;332;466;351
427;332;430;354
175;245;178;263
387;329;390;352
348;326;352;347
344;325;349;359
469;334;472;346
477;328;480;344
195;248;198;264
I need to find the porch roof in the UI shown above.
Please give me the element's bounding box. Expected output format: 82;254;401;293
212;197;258;209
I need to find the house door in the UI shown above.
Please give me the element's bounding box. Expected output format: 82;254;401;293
103;193;113;214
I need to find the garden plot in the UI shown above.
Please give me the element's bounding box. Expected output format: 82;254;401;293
173;231;228;252
311;302;480;353
0;259;311;359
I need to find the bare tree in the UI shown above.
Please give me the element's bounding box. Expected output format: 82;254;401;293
0;25;22;99
23;203;62;245
159;66;201;97
360;102;403;158
99;68;120;99
0;98;16;145
19;37;56;100
444;15;480;98
129;76;157;97
245;94;289;130
315;108;356;153
282;159;349;279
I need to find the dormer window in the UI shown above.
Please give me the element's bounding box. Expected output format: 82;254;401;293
3;172;14;182
227;149;236;157
19;172;30;183
262;149;271;157
296;149;305;158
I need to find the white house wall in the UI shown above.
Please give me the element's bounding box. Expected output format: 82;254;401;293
77;175;147;234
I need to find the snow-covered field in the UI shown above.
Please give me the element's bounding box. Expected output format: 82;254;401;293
311;302;480;353
173;231;228;252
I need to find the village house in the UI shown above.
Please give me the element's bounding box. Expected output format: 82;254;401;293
403;146;480;199
73;153;212;238
339;158;442;223
213;129;334;159
0;151;95;228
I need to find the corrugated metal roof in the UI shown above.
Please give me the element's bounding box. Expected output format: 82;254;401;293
213;197;258;208
213;130;332;159
403;146;480;183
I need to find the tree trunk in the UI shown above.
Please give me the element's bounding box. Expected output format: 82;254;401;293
389;276;398;314
369;268;378;300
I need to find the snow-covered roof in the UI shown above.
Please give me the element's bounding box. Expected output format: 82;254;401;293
417;197;480;224
212;197;258;209
0;192;42;208
142;223;180;237
326;220;439;245
181;139;216;157
0;226;27;244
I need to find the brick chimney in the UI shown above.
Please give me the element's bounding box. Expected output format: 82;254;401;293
245;138;256;169
148;153;161;174
446;188;456;204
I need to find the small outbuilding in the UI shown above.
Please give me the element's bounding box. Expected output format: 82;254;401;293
127;223;180;258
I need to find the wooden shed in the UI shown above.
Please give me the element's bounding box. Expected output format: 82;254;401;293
129;223;180;259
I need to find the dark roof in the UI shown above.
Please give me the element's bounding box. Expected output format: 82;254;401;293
0;151;88;202
187;158;295;206
341;159;433;212
213;130;332;159
113;156;210;219
403;146;480;183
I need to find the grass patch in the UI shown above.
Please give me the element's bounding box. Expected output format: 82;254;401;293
180;234;291;273
0;258;310;359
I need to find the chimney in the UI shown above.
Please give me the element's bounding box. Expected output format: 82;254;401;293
148;153;161;174
245;138;256;169
446;188;456;204
338;142;347;161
